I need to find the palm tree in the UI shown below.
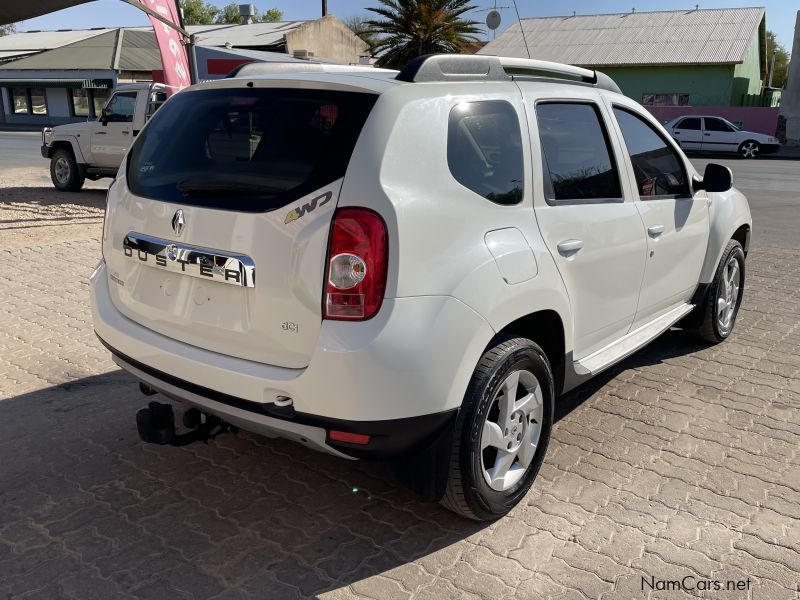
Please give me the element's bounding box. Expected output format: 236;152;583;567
366;0;480;69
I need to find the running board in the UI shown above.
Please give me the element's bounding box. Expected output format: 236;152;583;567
574;303;694;377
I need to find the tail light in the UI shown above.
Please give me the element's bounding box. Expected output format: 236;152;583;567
323;208;388;320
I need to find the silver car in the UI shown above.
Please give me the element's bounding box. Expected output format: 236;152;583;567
665;115;780;159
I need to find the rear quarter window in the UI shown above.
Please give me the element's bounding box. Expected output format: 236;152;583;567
447;100;524;205
127;87;377;212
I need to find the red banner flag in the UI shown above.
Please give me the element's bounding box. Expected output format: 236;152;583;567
138;0;191;95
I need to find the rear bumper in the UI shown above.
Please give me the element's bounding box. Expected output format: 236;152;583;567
90;260;492;457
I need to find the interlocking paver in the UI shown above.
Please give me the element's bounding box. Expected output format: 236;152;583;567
2;166;800;599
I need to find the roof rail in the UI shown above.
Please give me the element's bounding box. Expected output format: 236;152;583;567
226;61;395;79
395;54;622;94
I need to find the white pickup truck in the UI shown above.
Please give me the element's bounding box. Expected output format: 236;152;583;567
41;83;166;191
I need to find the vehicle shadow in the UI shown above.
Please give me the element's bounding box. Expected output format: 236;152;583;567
0;186;107;209
556;327;708;422
0;370;487;599
1;328;707;598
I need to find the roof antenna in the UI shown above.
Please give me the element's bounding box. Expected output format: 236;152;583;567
511;0;531;59
573;10;576;17
631;7;636;13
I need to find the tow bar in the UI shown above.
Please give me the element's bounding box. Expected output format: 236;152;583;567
136;401;238;447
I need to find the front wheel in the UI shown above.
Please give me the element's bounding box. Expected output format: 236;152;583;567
739;140;760;159
693;239;745;342
50;149;85;192
441;337;553;520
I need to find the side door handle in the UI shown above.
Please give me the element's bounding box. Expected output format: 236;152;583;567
557;239;584;256
648;224;665;238
122;130;130;135
95;131;106;135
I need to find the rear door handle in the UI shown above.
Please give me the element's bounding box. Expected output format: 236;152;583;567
122;131;130;135
557;239;584;255
648;224;665;237
96;131;106;135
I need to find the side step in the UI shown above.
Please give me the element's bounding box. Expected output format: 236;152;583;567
574;303;694;377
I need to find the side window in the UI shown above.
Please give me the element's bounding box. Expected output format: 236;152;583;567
704;117;734;132
676;117;701;130
613;107;690;199
104;92;137;123
536;102;622;204
447;100;524;205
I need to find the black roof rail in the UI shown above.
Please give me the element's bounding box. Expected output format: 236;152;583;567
395;54;622;94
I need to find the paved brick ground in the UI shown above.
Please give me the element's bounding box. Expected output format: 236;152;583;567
1;171;798;599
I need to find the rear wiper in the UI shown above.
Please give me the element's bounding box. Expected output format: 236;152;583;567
177;180;282;196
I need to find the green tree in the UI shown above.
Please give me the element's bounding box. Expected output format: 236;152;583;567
366;0;480;69
180;0;219;25
258;8;283;22
766;30;789;89
343;15;378;53
180;1;282;26
215;3;282;24
216;2;242;24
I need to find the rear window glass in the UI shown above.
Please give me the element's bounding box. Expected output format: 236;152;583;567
127;88;377;212
447;100;524;205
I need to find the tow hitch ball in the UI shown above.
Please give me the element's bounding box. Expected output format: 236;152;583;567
136;401;238;447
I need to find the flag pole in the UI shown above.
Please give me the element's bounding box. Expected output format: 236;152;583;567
117;0;197;84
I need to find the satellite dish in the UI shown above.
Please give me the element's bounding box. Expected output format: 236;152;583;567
486;9;501;30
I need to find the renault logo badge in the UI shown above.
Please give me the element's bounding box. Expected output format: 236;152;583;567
171;209;185;237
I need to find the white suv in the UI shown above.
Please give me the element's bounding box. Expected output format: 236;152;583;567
91;55;751;520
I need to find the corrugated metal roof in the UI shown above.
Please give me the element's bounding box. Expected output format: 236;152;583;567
0;29;160;71
0;28;118;52
188;21;306;49
478;7;765;66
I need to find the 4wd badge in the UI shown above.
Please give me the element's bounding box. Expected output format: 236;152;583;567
284;191;333;224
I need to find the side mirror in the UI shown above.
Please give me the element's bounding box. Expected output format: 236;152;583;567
694;163;732;193
100;110;108;126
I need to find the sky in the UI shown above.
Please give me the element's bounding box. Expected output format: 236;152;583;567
17;0;799;51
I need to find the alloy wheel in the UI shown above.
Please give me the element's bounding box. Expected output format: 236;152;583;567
716;255;741;336
480;369;544;492
740;142;759;159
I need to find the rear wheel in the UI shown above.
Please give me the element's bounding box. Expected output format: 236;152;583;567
693;239;745;342
441;337;553;521
739;140;760;159
50;148;85;192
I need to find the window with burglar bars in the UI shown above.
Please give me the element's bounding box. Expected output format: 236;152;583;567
642;93;690;107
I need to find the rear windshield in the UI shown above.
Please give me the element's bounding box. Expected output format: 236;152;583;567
127;87;377;212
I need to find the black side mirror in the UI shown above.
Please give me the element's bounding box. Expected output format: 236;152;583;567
100;110;108;126
694;163;732;193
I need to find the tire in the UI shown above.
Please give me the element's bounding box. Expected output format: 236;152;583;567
738;140;760;159
50;148;85;192
693;239;745;343
441;336;554;521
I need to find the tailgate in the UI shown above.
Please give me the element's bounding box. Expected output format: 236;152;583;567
103;85;377;368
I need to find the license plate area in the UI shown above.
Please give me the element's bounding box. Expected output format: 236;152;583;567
123;232;255;287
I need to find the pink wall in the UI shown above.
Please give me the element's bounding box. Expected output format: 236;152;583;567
645;106;780;136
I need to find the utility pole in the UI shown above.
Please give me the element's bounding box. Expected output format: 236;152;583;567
322;0;327;17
